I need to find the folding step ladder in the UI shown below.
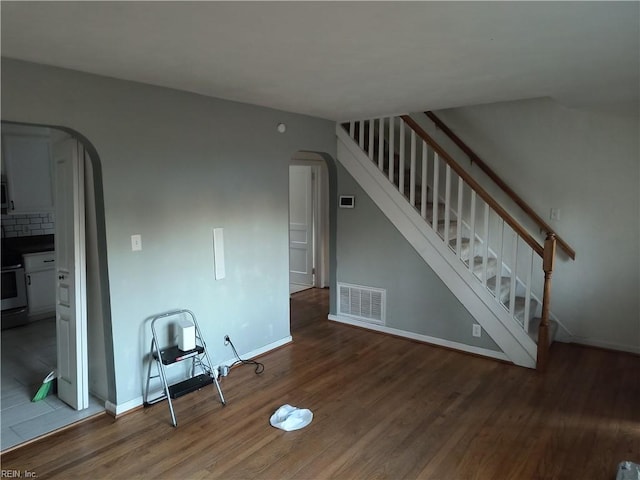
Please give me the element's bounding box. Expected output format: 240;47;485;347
143;309;225;426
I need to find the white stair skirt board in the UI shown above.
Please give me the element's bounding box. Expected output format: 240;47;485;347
337;127;537;368
108;336;293;416
329;314;510;362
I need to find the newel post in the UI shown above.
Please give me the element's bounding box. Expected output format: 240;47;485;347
538;233;556;372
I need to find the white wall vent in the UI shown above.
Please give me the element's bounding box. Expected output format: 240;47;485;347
338;283;386;325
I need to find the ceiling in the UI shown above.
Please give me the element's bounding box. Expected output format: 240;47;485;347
1;2;638;120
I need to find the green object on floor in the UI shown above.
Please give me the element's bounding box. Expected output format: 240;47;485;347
32;371;56;402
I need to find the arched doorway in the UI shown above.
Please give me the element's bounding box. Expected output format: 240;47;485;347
1;122;113;450
288;151;337;332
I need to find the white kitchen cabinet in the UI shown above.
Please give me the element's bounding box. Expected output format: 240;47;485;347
2;133;54;214
24;251;56;318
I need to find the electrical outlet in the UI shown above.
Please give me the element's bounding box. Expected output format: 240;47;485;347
218;365;229;377
472;324;482;338
224;335;230;346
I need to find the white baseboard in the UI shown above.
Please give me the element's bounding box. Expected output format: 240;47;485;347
223;336;293;366
105;397;142;417
569;336;640;355
328;314;510;362
106;336;294;417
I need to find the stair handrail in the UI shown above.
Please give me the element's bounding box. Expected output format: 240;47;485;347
424;111;575;260
345;116;556;370
405;115;557;369
401;116;544;258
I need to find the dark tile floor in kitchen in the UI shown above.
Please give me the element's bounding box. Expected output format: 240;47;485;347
1;317;103;451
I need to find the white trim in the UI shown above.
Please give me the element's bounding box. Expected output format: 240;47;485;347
76;143;89;410
329;314;510;362
107;336;294;416
105;397;142;416
569;336;640;355
232;336;293;361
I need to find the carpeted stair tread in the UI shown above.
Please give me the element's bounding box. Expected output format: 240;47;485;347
470;256;498;281
505;297;540;325
449;237;482;261
486;276;512;303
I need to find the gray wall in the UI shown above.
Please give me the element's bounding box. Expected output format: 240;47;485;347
425;98;639;353
1;58;337;407
336;163;502;352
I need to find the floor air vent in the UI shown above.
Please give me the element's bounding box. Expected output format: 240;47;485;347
338;283;386;325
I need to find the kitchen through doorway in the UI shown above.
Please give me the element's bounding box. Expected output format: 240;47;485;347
1;123;108;451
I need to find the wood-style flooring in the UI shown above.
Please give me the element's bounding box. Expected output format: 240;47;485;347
1;288;639;479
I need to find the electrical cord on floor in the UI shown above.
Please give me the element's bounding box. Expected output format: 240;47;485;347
227;337;264;375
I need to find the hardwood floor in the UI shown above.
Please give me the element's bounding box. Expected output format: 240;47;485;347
2;288;639;479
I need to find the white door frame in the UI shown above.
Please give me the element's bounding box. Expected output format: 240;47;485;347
290;154;329;288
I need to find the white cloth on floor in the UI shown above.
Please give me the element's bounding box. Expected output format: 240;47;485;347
616;462;640;480
269;404;313;431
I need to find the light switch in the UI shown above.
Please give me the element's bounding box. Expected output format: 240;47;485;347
131;234;142;251
550;208;561;221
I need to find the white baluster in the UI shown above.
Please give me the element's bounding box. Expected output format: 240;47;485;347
432;153;440;228
421;141;428;219
456;178;464;259
495;220;504;303
524;247;534;333
468;191;476;272
378;117;384;171
368;119;374;161
444;165;451;245
410;131;416;206
509;233;518;319
399;121;405;194
482;202;490;286
388;117;395;184
359;120;365;149
349;121;355;138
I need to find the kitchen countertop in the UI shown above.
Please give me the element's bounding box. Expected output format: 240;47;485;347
2;235;54;267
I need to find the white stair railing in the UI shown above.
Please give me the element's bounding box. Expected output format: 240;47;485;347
342;116;557;370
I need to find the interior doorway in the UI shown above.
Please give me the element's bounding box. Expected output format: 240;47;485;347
0;123;108;451
289;153;330;296
289;164;316;294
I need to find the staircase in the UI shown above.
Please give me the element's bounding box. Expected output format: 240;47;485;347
336;114;573;370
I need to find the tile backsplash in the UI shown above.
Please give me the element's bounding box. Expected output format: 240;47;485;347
1;212;55;238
